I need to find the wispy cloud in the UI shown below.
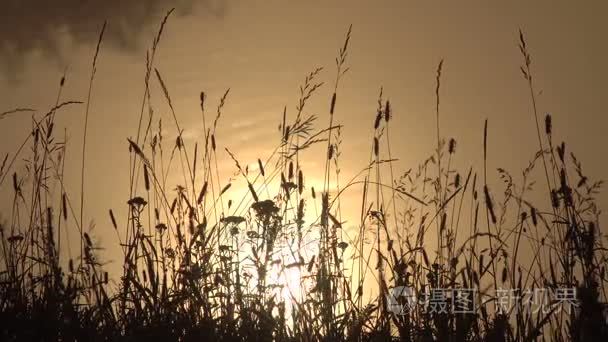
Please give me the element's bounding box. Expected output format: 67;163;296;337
0;0;227;80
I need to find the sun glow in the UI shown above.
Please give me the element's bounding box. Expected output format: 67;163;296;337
268;258;304;304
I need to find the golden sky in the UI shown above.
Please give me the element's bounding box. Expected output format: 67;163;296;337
1;0;607;273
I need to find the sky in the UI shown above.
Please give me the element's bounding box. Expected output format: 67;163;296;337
0;0;607;275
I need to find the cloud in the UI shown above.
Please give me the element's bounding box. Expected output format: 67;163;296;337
0;0;227;80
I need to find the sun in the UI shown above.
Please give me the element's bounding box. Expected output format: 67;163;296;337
266;243;308;306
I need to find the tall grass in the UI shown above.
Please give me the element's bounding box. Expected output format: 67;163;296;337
0;11;606;341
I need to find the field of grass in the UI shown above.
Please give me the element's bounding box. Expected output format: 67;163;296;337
0;10;607;341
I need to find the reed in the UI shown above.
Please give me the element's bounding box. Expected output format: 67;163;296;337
0;15;605;342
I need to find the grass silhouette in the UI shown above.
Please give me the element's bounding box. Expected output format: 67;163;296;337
0;10;606;342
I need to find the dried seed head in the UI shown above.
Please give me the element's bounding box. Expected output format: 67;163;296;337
176;135;183;150
109;209;117;230
143;165;150;191
127;196;147;209
374;111;382;129
155;223;167;232
545;114;552;136
483;120;488;162
557;142;565;162
247;182;259;203
220;183;231;196
257;158;265;177
84;233;92;247
62;193;68;220
13;172;19;193
374;137;379;157
448;138;456;154
472;173;478;199
384;100;391;122
330;92;337;115
288;161;294;180
321;192;329;227
197;181;208;205
484;185;497;224
170;198;177;214
46;206;53;232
